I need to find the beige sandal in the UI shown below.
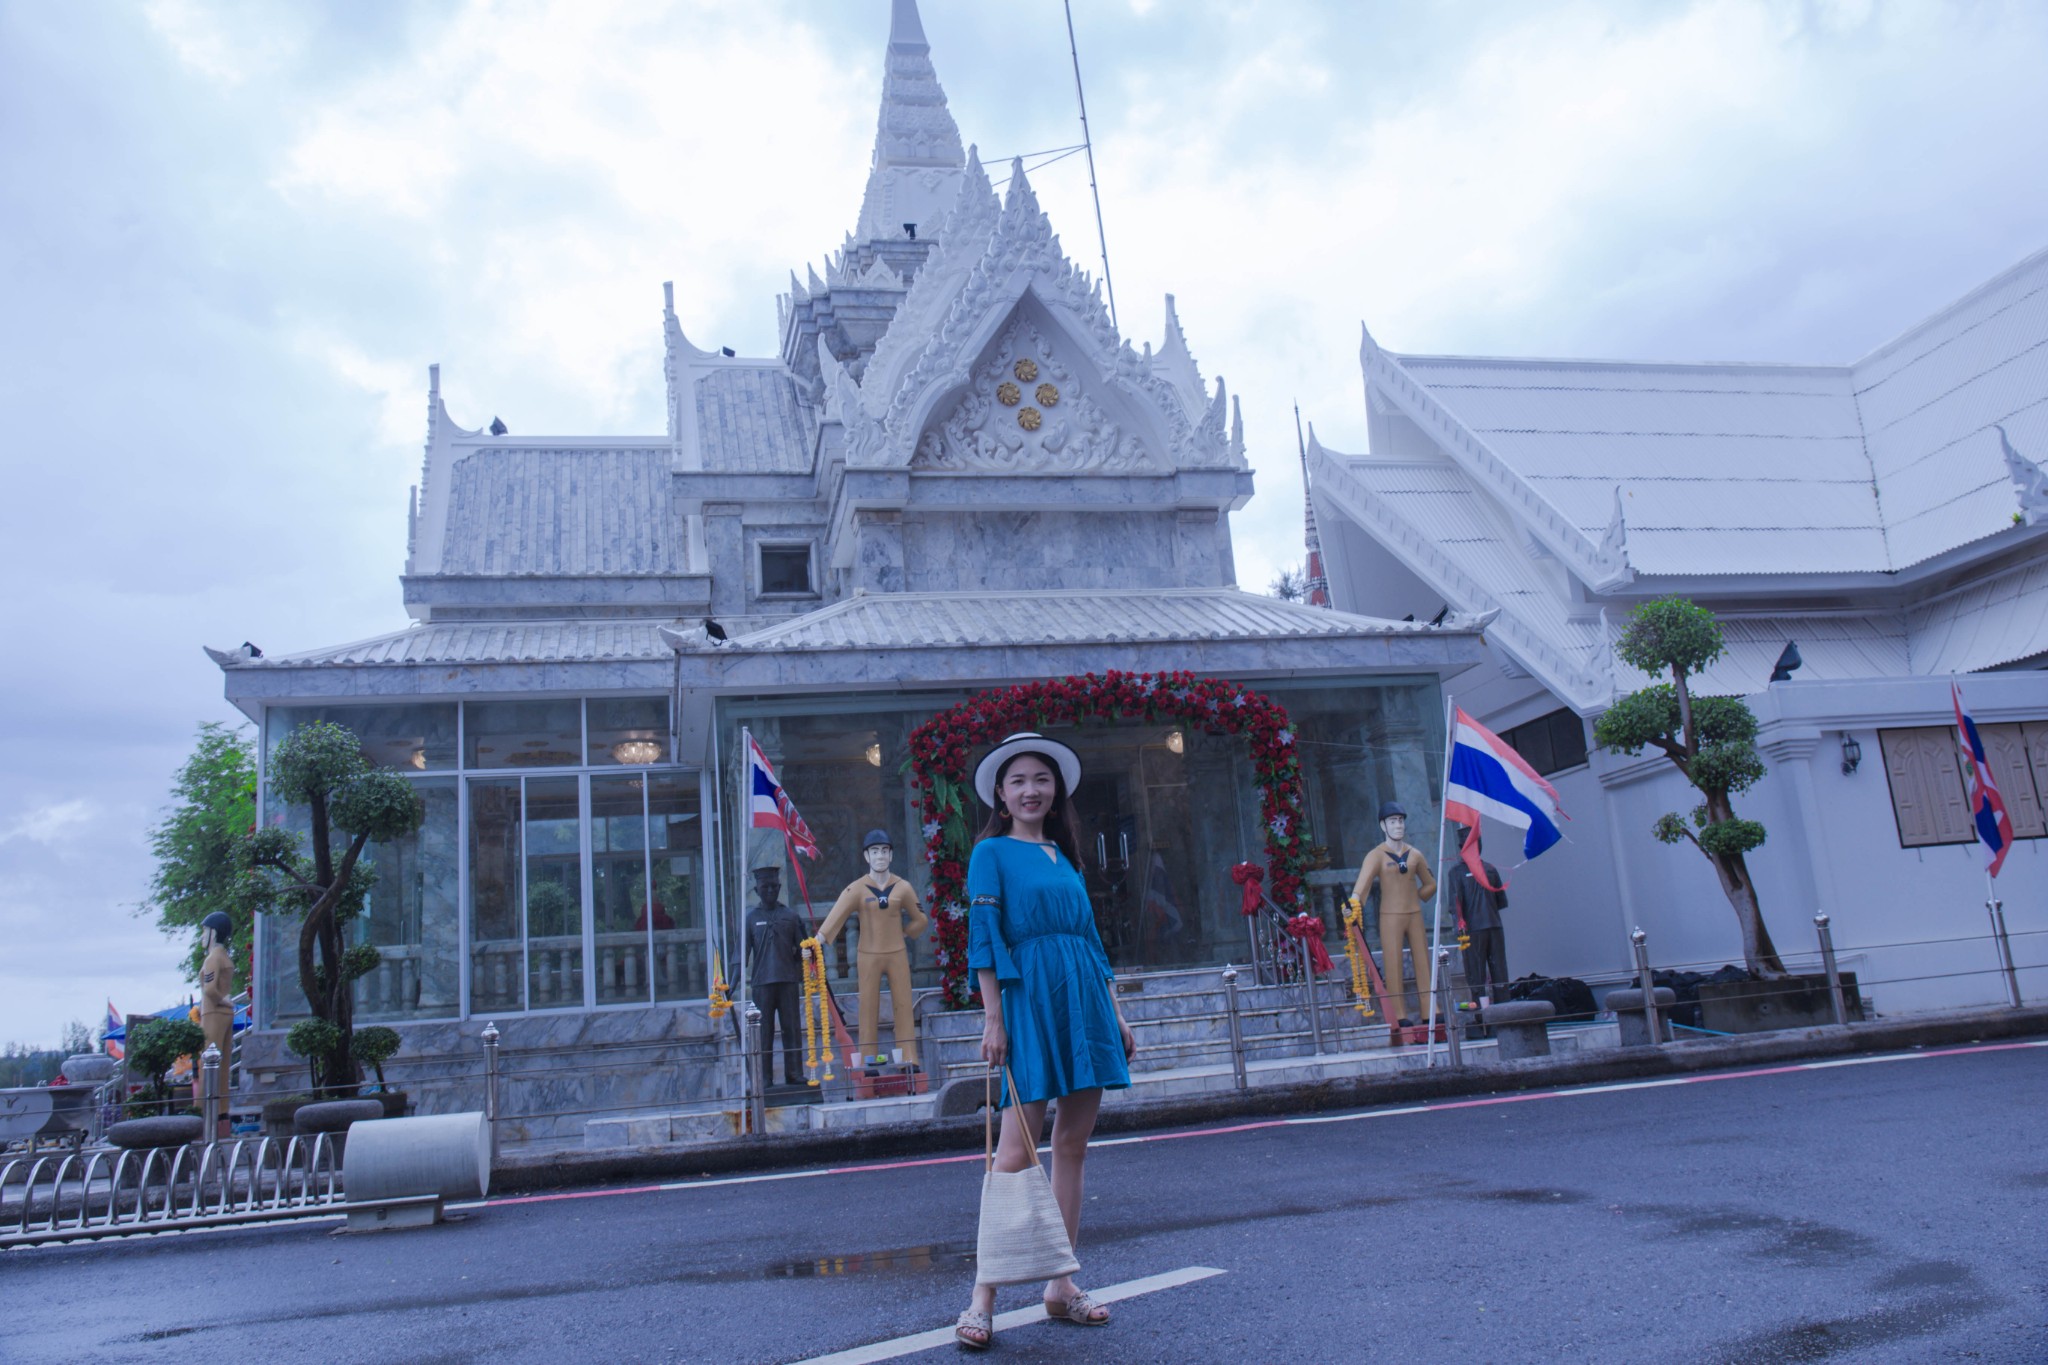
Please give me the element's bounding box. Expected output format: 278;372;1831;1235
955;1308;993;1350
1044;1289;1110;1326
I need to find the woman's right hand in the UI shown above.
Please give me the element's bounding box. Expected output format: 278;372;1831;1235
980;1016;1008;1068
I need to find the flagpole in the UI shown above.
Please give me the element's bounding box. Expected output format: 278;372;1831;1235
736;727;753;1041
1425;695;1457;1067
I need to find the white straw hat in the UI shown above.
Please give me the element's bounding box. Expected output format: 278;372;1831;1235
973;731;1083;809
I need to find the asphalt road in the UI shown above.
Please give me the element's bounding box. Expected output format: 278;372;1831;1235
5;1041;2044;1364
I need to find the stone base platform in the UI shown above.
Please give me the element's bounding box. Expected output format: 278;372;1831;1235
579;1021;1620;1149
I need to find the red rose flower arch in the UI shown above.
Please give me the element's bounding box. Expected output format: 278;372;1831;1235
908;671;1312;1007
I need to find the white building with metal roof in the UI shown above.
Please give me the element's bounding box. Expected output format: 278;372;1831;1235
210;1;1484;1127
1309;247;2048;1013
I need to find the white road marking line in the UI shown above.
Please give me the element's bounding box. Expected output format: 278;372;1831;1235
791;1265;1226;1365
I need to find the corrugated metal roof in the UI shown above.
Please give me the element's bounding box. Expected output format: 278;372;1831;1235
1909;557;2048;675
251;620;673;668
1380;249;2048;575
1328;460;1603;663
440;447;685;576
695;366;814;473
1609;614;1913;697
726;588;1442;651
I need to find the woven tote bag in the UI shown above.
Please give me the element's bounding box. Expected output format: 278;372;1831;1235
973;1066;1080;1286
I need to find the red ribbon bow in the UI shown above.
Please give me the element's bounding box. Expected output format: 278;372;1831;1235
1285;914;1336;974
1230;862;1264;917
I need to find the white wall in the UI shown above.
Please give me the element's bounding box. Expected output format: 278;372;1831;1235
1439;668;2048;1013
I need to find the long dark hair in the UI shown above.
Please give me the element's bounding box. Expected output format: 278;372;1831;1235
974;751;1085;870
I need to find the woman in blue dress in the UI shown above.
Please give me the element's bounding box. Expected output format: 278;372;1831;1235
956;732;1133;1349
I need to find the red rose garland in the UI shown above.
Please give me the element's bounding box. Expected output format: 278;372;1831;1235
909;671;1312;1008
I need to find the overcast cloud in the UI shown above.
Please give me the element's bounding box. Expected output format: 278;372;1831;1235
3;0;2044;1047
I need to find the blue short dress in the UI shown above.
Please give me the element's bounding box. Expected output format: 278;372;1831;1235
967;836;1131;1106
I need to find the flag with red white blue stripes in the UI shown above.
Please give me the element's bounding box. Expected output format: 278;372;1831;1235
1952;682;2013;877
746;732;819;861
1444;708;1567;891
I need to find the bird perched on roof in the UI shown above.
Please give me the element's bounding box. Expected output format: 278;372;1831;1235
202;642;264;667
489;416;508;436
702;617;730;647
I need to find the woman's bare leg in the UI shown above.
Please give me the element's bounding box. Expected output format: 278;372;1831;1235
1043;1087;1105;1316
965;1099;1050;1323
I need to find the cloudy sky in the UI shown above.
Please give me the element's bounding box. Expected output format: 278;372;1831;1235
3;0;2045;1048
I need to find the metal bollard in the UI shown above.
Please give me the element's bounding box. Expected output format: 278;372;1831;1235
480;1021;501;1163
743;1003;767;1136
1986;896;2024;1008
1630;928;1662;1044
1435;948;1463;1068
1221;965;1248;1092
1298;932;1326;1056
1814;913;1848;1025
199;1044;222;1144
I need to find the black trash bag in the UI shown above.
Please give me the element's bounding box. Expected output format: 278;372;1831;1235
1653;968;1707;1029
1504;973;1597;1023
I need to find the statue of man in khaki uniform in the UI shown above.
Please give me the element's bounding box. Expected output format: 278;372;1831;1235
814;830;929;1068
1349;801;1437;1025
195;911;236;1136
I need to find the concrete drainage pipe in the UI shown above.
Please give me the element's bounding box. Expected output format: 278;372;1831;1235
341;1112;491;1230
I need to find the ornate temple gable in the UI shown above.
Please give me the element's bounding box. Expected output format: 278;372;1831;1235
844;162;1242;474
913;312;1157;474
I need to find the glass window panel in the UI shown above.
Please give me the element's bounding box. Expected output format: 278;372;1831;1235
1548;710;1589;773
524;776;585;1008
354;779;460;1021
466;699;582;770
587;696;670;767
722;701;946;988
650;773;705;1003
591;775;651;1005
269;704;457;771
761;545;813;595
468;779;524;1013
1511;717;1555;776
257;799;316;1026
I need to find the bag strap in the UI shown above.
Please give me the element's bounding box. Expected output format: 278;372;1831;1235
983;1064;1046;1173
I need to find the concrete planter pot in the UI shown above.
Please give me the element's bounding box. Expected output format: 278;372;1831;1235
261;1097;316;1138
1698;972;1862;1034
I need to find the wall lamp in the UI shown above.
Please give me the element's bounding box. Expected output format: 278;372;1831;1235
1840;732;1862;776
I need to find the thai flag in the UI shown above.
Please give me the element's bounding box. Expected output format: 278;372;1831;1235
1952;682;2013;877
747;733;819;861
104;1001;123;1061
1444;708;1567;890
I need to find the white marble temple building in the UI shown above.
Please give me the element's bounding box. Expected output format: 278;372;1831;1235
212;0;1483;1076
1308;248;2048;1012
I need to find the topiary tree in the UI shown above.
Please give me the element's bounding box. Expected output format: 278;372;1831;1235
248;721;423;1096
127;1017;207;1104
1593;597;1787;977
353;1026;401;1090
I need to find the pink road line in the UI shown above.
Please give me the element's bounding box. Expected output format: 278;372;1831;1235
471;1038;2045;1210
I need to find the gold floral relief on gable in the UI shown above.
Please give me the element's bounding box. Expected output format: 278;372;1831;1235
996;381;1022;406
1018;406;1042;431
1013;358;1039;383
1035;383;1060;407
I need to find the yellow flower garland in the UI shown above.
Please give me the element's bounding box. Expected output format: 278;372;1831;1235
799;937;835;1085
1342;897;1376;1020
707;951;732;1020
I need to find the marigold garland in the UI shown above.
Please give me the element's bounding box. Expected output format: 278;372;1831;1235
707;951;733;1020
1342;896;1377;1020
799;938;834;1085
909;671;1312;1009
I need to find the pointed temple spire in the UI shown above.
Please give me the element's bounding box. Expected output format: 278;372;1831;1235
854;0;966;245
1297;408;1332;608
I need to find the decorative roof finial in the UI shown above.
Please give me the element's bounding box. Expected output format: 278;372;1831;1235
890;0;929;51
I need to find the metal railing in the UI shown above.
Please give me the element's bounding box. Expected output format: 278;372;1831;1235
0;1130;344;1249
